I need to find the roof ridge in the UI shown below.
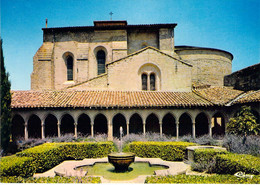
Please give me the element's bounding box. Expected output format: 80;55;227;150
227;89;260;106
65;73;107;89
107;46;192;67
192;89;215;105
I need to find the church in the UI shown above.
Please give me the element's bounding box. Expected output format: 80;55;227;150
11;20;260;140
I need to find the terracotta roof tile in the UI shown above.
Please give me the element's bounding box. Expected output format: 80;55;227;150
193;86;244;105
232;90;260;105
11;90;213;109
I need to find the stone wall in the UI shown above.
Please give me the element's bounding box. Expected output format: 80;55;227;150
175;47;233;86
224;63;260;91
107;48;192;91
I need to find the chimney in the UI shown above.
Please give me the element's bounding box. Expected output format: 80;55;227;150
45;19;48;28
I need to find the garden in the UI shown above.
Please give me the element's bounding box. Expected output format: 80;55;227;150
0;106;260;183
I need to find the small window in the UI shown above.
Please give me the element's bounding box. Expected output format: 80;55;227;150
150;73;156;91
66;56;73;81
97;50;106;75
142;74;148;90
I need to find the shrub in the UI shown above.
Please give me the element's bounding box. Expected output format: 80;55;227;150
0;176;101;183
128;141;195;161
16;143;65;173
0;155;35;177
215;153;260;175
193;148;228;163
191;148;228;173
145;174;260;184
16;142;114;173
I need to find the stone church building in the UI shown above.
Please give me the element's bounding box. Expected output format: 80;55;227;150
11;21;260;140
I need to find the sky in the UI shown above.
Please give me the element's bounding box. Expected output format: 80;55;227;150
1;0;260;90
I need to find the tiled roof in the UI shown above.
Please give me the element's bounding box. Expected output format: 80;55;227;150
193;86;244;105
11;90;213;109
231;90;260;105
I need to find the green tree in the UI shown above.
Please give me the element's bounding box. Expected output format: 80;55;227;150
1;39;12;153
227;106;259;143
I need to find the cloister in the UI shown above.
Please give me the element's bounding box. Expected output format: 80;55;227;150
12;108;231;141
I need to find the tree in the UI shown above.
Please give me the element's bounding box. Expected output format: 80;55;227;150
1;39;12;153
227;106;260;143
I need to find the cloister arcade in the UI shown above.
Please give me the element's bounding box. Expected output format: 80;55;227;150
11;108;236;141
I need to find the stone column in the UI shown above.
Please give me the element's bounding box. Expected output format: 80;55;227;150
24;122;28;140
159;121;163;137
192;121;196;138
209;119;212;137
108;119;113;141
41;120;45;139
126;121;129;137
176;121;179;140
91;120;94;137
74;122;78;138
143;121;146;136
57;120;61;138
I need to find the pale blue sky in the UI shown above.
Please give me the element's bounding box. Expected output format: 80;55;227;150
1;0;260;90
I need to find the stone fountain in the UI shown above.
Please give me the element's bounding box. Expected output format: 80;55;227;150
108;126;135;171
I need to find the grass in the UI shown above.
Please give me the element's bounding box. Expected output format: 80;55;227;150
76;162;167;181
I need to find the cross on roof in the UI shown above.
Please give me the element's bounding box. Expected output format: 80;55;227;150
109;12;113;20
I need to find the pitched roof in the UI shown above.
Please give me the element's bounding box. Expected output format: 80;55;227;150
11;90;213;109
107;46;192;67
231;90;260;105
193;86;244;105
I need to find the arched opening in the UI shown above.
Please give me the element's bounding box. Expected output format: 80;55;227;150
113;114;127;138
212;112;225;136
66;55;73;81
142;74;148;90
45;114;58;137
77;114;91;136
146;113;159;133
150;73;156;91
97;50;106;75
179;113;192;136
28;115;41;138
162;113;176;136
129;113;143;134
94;114;108;135
195;113;209;136
11;115;25;140
60;114;74;135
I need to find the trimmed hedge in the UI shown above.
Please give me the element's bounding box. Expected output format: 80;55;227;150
0;176;101;183
0;155;36;177
128;141;195;161
16;142;114;173
145;174;260;184
215;153;260;175
193;148;228;163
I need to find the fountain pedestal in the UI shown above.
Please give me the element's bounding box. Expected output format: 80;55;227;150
108;152;135;171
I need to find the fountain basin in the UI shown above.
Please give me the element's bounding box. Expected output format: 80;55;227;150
108;152;135;171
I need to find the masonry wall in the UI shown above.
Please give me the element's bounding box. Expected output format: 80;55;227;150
107;48;192;91
175;49;232;86
224;63;260;91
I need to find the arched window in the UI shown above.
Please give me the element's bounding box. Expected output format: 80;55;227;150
97;50;106;75
150;73;156;91
142;74;148;90
66;56;73;81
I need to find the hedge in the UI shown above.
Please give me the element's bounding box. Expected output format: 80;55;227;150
128;141;195;161
215;153;260;175
193;148;228;163
145;174;260;184
0;155;36;177
16;142;114;173
0;176;101;183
